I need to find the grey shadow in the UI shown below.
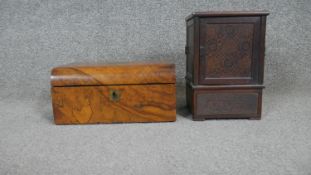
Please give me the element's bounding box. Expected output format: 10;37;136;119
34;89;54;124
176;82;193;120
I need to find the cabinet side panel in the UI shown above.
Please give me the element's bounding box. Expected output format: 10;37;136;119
193;17;200;84
258;16;267;84
186;20;194;82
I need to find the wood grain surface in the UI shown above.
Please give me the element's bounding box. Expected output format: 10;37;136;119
51;62;175;86
52;84;176;124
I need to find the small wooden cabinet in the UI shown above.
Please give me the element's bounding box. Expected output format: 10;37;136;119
185;11;269;120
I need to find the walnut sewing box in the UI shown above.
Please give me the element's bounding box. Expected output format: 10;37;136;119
51;62;176;124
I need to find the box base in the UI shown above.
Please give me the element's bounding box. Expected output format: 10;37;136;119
186;82;264;120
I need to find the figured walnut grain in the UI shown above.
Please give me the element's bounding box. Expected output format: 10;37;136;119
52;84;176;124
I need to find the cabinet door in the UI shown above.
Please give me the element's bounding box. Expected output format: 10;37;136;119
199;17;261;85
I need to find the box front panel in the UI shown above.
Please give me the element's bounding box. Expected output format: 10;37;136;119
194;88;262;118
199;17;261;85
52;84;176;124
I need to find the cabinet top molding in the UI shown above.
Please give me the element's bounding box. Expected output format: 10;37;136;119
186;11;269;21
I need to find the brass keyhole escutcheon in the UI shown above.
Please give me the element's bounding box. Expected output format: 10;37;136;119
109;89;121;102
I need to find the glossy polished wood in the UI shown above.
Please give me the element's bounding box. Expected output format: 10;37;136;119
52;84;176;124
51;62;176;124
51;62;175;87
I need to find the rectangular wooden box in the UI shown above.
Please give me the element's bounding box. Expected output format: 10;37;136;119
51;62;176;124
185;11;268;120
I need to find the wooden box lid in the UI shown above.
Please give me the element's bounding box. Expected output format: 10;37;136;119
51;61;176;87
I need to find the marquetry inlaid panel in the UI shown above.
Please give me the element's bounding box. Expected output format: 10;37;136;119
203;23;254;78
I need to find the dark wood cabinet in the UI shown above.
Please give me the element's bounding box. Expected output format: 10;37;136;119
185;11;269;120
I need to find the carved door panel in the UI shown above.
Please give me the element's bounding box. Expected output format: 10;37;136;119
199;17;261;85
